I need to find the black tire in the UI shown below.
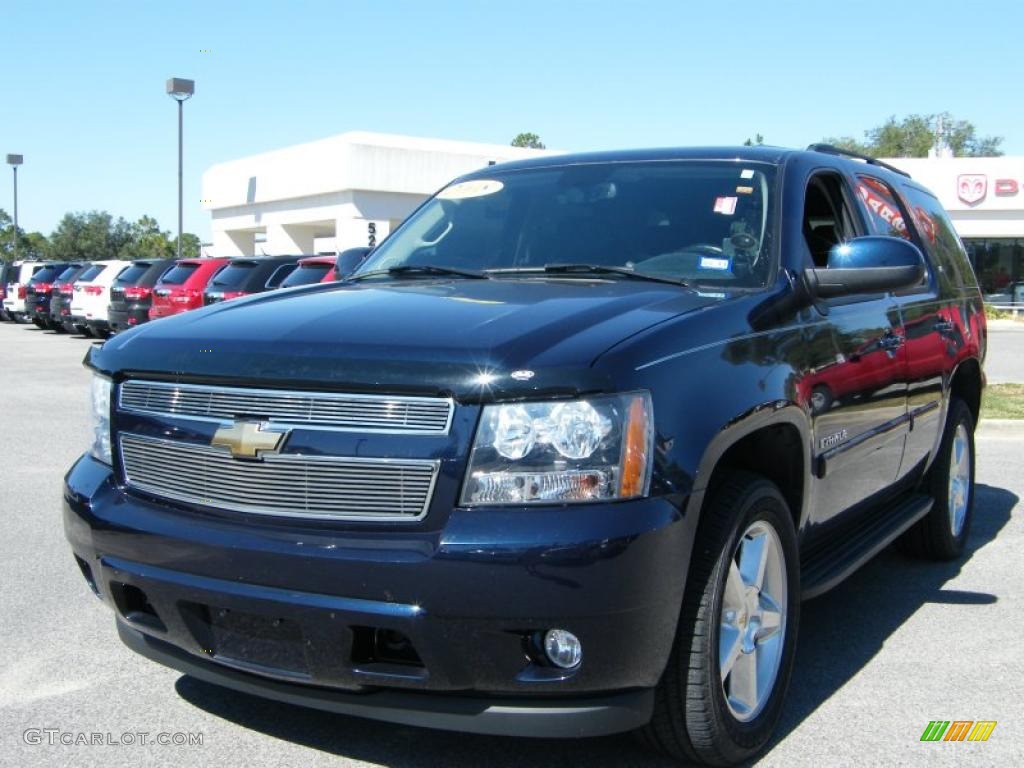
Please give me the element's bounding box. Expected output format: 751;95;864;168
897;398;975;560
75;324;91;337
639;472;800;766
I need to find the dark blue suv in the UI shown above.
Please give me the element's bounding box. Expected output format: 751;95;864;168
64;145;986;765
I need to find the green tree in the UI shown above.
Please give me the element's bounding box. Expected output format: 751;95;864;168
171;232;201;259
511;132;546;149
822;113;1003;158
743;133;765;147
46;211;134;261
126;215;174;260
0;208;50;261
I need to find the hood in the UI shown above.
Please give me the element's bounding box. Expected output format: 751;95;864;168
91;278;725;400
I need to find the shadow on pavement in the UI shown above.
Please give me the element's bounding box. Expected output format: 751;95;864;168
174;483;1016;767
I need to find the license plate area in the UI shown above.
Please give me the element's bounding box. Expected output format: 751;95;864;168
183;603;310;679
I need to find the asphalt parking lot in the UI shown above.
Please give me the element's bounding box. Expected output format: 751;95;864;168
0;320;1021;768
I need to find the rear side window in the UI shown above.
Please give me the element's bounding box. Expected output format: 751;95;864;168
281;263;331;287
898;183;978;293
115;264;151;285
855;176;912;241
76;265;104;282
159;263;200;285
210;262;257;288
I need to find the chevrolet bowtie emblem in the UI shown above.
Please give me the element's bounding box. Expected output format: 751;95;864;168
211;420;289;459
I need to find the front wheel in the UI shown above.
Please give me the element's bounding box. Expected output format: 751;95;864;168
639;472;800;765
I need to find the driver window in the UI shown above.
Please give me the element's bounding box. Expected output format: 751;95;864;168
802;174;857;268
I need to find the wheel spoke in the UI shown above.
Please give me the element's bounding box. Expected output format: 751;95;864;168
739;532;769;591
719;624;742;677
723;561;745;614
727;648;759;714
757;596;783;640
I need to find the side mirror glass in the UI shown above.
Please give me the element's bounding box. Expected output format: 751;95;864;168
805;236;925;299
336;247;372;279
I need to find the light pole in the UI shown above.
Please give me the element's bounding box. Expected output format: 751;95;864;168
165;78;194;260
6;154;22;262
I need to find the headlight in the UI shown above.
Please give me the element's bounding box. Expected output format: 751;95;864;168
90;375;112;464
460;392;653;505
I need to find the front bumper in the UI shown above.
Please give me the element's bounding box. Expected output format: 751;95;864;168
64;453;695;736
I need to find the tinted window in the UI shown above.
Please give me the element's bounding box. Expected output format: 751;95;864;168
361;161;777;287
281;264;331;287
54;265;83;282
77;265;104;281
899;183;979;293
210;262;257;288
158;263;200;285
30;265;65;283
115;264;151;285
265;263;297;288
855;176;912;241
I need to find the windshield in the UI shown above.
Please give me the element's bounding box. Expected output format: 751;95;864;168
76;265;103;282
210;262;256;288
281;263;332;287
358;161;776;287
31;265;65;283
115;263;151;285
158;263;199;285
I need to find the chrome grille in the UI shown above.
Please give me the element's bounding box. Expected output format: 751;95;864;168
119;433;438;521
119;380;453;434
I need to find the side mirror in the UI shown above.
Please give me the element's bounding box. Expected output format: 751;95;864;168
802;236;925;299
804;236;925;299
335;247;372;279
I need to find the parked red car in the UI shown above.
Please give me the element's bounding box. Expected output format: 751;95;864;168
148;258;229;320
278;255;338;287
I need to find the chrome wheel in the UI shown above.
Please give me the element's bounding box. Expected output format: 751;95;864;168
948;423;971;537
719;520;787;722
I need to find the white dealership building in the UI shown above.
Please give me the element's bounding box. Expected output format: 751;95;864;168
201;133;1023;299
201;131;555;258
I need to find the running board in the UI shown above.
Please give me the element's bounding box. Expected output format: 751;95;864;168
801;494;933;599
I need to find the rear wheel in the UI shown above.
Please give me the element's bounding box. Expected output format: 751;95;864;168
897;398;975;560
639;473;799;765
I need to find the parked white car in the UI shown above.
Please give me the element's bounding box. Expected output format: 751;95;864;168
2;261;46;323
68;260;129;337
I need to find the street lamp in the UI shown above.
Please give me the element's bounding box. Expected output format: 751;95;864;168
166;78;194;260
6;154;22;262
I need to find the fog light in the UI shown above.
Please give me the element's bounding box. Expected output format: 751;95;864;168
543;629;582;669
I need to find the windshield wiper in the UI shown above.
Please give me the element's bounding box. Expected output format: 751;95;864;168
348;264;490;282
486;264;688;286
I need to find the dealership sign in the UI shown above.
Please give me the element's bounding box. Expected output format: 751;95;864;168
957;174;987;205
955;174;1020;205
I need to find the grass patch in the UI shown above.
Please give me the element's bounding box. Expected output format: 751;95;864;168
985;304;1015;320
981;383;1024;420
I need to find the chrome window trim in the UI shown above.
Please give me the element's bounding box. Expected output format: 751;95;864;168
119;433;440;522
118;380;454;435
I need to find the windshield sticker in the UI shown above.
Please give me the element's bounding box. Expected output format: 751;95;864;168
736;185;754;195
698;256;732;271
713;196;737;215
437;179;504;200
740;169;755;179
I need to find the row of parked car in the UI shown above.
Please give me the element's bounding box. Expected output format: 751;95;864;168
0;254;343;336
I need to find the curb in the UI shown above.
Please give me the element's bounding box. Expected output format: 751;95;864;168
977;418;1024;438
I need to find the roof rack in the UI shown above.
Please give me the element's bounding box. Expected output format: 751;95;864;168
805;143;912;179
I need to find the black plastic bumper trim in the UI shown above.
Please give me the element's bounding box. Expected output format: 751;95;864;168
117;620;654;738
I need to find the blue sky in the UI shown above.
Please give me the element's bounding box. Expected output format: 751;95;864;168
2;0;1021;243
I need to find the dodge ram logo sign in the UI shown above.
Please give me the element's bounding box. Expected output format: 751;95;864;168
957;174;987;205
